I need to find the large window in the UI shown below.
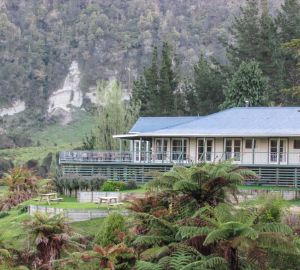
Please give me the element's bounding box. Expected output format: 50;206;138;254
155;139;168;161
225;139;241;161
198;138;214;162
269;139;287;164
172;139;188;161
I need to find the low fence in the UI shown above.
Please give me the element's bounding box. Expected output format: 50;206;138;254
77;191;145;203
28;205;128;222
239;189;300;200
77;191;124;203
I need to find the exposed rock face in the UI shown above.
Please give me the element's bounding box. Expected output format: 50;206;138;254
0;100;25;117
48;61;82;117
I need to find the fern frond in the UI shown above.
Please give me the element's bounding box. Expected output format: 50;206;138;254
176;226;211;240
136;260;163;270
133;235;174;247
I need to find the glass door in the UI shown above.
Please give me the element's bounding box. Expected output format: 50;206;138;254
198;138;214;162
134;140;148;162
155;139;168;161
225;139;241;162
269;139;287;164
172;139;188;161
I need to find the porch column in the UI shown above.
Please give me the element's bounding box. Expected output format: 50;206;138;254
278;138;281;165
139;137;142;163
252;138;255;165
223;138;227;161
119;139;122;161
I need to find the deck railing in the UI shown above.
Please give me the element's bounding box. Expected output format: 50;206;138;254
59;151;300;166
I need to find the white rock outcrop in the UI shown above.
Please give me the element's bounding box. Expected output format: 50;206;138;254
0;100;26;117
48;61;83;116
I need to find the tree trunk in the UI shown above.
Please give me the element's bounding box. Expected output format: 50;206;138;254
229;247;239;270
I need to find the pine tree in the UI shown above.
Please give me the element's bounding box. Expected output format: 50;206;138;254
276;0;300;92
227;0;285;100
222;61;268;108
132;43;179;116
187;56;224;115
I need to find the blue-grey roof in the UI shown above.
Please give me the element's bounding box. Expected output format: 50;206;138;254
129;116;201;133
122;107;300;137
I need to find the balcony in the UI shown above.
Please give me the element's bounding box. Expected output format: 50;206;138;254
59;151;300;166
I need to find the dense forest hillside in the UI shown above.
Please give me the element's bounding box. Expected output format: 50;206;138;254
0;0;283;113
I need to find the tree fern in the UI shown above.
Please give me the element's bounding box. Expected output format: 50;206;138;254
176;226;212;240
136;260;163;270
133;235;174;247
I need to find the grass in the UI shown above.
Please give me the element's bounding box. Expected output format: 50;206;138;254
71;218;104;237
0;111;94;164
30;111;94;147
24;196;128;210
0;208;30;251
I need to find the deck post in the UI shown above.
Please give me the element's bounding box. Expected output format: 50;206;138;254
139;137;142;163
223;138;227;161
252;138;255;165
119;139;122;161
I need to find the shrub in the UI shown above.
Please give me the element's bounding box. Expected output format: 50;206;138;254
125;180;138;190
0;212;9;219
101;181;126;191
94;212;126;246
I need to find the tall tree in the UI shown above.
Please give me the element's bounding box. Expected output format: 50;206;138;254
227;0;285;99
276;0;300;92
185;56;225;115
222;61;268;108
132;42;179;116
95;80;140;150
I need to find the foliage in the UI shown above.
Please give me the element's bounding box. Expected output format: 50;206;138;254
95;80;140;150
1;167;37;193
184;56;225;115
101;181;126;192
25;212;82;270
94;212;126;247
125;180;138;190
227;0;285;99
147;162;256;206
132;43;180;116
0;212;9;219
54;173;105;195
222;61;268;108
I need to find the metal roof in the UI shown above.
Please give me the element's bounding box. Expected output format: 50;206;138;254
129;116;200;133
118;107;300;138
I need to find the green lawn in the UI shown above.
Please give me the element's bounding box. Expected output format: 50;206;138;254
24;196;128;210
71;218;104;237
0;208;31;251
0;111;94;164
31;111;94;147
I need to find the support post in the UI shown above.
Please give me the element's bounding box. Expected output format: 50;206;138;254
139;137;142;163
252;138;255;165
119;138;122;161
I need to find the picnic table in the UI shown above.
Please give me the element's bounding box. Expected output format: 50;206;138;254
38;193;63;205
98;196;119;204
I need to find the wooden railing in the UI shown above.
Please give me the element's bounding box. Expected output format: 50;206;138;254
59;151;300;166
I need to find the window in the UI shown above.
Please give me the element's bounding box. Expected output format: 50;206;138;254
294;140;300;149
172;139;188;161
198;138;214;162
245;139;256;149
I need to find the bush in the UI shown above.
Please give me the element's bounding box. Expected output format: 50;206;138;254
94;212;126;246
125;180;138;190
101;181;126;191
0;212;9;219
